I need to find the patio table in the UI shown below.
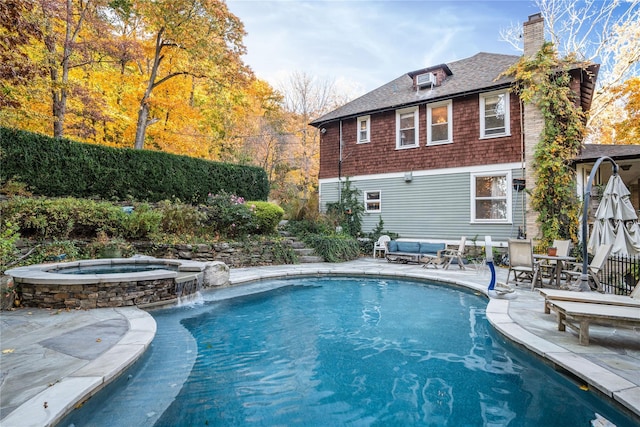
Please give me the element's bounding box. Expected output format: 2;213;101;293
534;254;576;288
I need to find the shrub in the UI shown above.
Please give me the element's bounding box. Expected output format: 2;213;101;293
156;200;206;235
0;221;20;269
1;127;269;203
25;241;82;265
122;204;163;239
302;234;360;263
247;201;284;234
84;232;134;259
284;219;334;238
1;197;126;240
203;192;256;238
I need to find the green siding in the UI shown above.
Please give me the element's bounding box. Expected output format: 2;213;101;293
320;169;526;241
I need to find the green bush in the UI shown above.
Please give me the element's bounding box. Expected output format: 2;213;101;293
0;220;20;269
202;192;257;238
122;204;163;239
156;201;206;235
0;127;269;203
247;201;284;234
284;219;334;238
1;197;126;239
84;233;134;259
302;233;360;263
25;241;82;265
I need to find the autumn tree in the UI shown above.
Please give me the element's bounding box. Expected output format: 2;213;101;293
612;77;640;144
39;0;113;138
277;71;347;204
0;0;43;109
110;0;250;149
0;0;111;138
500;0;640;144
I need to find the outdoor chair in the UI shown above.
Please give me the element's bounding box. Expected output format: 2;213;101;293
372;235;391;258
539;239;572;280
506;239;542;290
562;244;613;292
420;251;446;269
443;236;466;270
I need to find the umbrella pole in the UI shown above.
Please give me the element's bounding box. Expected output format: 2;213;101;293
581;156;618;291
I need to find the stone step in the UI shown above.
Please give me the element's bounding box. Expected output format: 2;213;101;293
294;248;315;256
279;230;292;237
298;255;324;263
288;241;306;249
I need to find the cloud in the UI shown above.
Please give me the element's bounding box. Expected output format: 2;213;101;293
228;0;533;92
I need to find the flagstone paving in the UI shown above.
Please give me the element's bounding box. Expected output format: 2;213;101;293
1;257;638;426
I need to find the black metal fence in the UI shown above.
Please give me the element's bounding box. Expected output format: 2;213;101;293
601;254;639;295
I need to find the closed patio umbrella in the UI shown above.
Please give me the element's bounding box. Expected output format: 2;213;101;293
587;174;640;256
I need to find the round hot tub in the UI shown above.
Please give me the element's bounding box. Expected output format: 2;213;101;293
5;257;208;309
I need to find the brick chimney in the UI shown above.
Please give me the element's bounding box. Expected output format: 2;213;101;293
523;13;545;240
523;13;544;57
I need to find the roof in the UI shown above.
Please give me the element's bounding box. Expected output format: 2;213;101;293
575;144;640;163
310;52;520;126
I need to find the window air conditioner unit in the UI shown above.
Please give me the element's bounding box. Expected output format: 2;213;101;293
416;72;436;88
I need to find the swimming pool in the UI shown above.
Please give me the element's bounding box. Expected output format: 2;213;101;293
61;277;635;426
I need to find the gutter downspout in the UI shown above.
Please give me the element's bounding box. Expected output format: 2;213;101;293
338;120;343;202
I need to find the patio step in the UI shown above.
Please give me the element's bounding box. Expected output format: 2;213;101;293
277;222;324;262
294;248;315;257
298;255;325;263
281;235;324;263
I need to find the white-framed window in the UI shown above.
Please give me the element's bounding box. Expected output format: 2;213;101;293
357;115;370;143
427;100;452;145
396;106;419;149
471;172;511;223
365;191;381;212
480;90;510;138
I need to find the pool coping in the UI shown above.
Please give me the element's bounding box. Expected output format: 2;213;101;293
0;308;157;427
2;261;637;425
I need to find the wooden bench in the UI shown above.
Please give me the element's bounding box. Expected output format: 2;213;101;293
539;289;640;314
546;300;640;345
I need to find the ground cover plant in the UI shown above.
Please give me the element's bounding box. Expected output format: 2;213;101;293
0;192;285;271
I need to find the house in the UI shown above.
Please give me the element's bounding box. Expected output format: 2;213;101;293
310;14;599;244
574;144;640;218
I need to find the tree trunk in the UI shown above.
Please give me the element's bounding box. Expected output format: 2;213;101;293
134;100;150;149
133;27;165;150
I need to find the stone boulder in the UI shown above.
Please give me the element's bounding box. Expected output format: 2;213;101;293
202;261;230;288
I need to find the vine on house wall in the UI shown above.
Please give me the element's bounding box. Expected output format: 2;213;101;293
503;42;587;248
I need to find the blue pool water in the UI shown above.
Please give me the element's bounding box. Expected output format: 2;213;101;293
52;264;176;275
62;277;636;426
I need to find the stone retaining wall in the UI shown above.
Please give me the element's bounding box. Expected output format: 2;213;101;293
131;240;294;267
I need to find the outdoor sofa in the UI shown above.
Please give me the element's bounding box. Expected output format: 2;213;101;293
385;240;446;265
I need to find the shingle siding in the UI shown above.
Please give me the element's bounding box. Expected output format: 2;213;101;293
319;93;522;180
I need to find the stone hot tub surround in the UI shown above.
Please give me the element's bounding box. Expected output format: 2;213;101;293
5;257;230;309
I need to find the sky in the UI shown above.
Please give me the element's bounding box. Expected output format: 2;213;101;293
226;0;541;95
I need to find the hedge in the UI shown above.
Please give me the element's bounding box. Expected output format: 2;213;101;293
0;127;269;203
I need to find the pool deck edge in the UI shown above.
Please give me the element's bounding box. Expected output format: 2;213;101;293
1;258;638;425
0;308;157;427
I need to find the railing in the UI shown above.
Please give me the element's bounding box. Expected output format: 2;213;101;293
601;254;639;295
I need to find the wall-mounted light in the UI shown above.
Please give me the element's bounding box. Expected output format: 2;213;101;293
404;172;413;182
320;128;327;134
621;164;632;171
